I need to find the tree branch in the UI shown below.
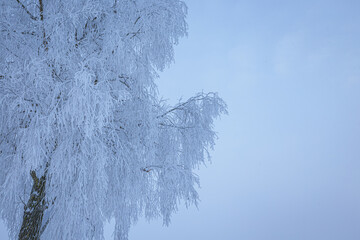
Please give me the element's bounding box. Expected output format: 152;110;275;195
2;44;20;58
38;0;48;51
134;16;141;25
158;94;210;118
126;29;142;39
118;75;131;89
15;0;38;20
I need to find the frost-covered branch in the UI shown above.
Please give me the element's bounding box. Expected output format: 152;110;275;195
14;0;38;20
0;1;225;239
158;92;218;118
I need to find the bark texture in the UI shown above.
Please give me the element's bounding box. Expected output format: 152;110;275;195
18;171;46;240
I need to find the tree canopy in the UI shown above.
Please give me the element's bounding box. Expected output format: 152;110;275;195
0;0;227;239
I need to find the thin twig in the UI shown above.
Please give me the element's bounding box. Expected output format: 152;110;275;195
134;16;141;25
158;95;205;118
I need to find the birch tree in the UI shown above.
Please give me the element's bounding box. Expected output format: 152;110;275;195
0;0;227;239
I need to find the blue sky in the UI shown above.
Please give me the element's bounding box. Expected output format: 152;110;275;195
2;0;360;239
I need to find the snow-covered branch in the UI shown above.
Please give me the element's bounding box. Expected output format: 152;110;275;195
0;1;225;240
15;0;38;21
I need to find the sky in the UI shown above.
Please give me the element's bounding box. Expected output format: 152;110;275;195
1;0;360;239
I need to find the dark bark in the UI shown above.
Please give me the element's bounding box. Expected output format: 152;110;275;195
19;1;48;237
18;171;46;240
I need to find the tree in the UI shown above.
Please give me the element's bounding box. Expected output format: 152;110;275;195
0;0;227;239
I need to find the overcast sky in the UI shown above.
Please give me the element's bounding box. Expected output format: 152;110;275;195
1;0;360;239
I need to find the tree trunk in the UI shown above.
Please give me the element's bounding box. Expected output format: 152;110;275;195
18;171;46;240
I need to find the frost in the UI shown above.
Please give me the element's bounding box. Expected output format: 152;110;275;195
0;1;227;239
